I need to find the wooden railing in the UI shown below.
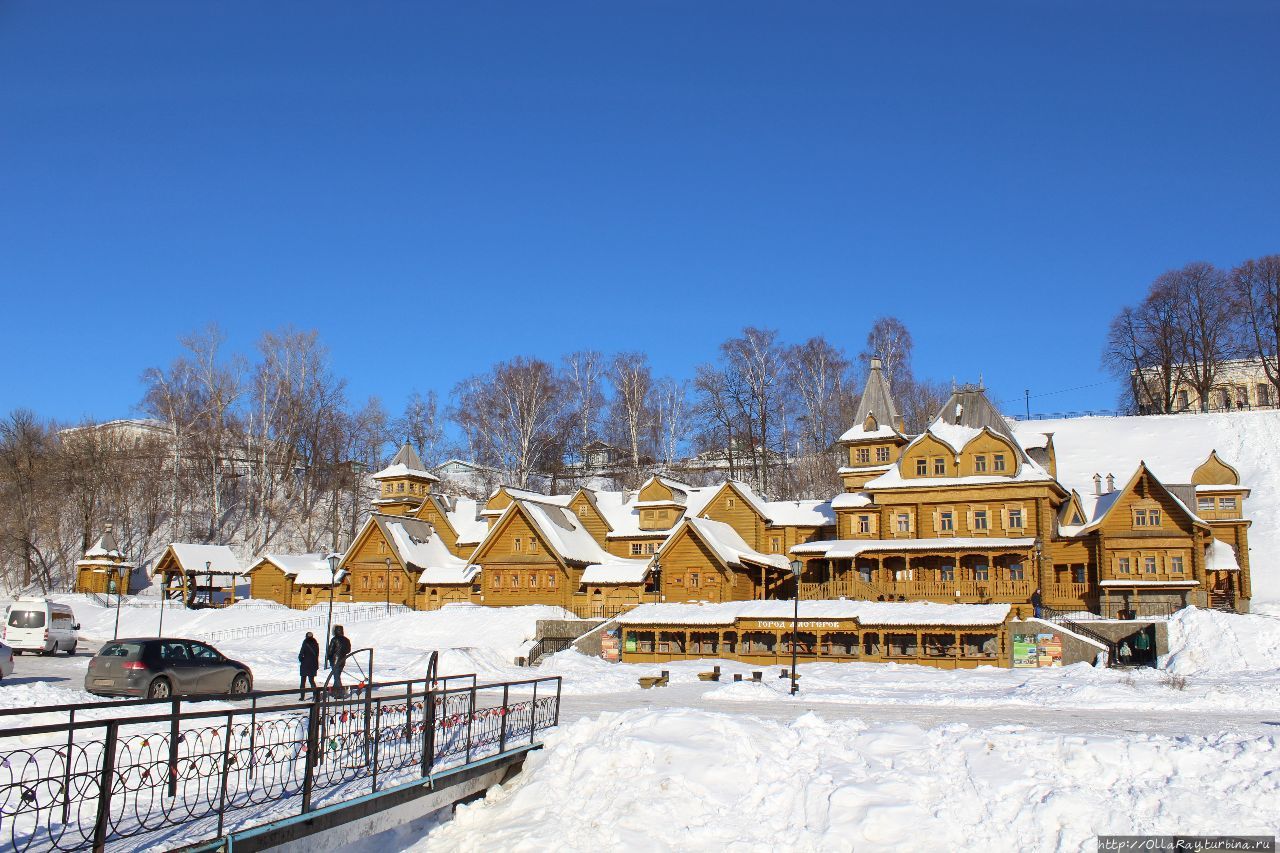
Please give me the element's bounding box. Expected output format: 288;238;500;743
1044;582;1091;605
801;577;1033;603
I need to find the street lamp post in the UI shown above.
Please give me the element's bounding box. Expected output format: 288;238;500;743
789;558;803;696
325;551;340;670
384;557;392;614
112;568;123;640
157;565;167;638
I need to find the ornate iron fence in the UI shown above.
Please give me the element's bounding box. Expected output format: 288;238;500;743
0;673;561;852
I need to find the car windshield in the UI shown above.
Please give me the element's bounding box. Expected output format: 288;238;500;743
98;642;144;659
7;610;46;628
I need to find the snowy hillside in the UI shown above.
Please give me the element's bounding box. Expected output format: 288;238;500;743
1011;409;1279;602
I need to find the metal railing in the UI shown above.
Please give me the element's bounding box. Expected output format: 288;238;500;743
0;668;561;852
1040;605;1119;665
528;637;575;665
195;604;407;644
563;603;636;621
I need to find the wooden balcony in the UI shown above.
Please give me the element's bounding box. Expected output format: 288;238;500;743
801;576;1034;604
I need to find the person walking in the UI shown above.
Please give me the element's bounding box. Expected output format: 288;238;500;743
326;625;352;698
1030;588;1043;619
1118;640;1133;666
298;631;320;700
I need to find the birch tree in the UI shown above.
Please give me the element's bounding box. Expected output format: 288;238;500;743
561;351;606;466
609;352;655;478
451;357;566;489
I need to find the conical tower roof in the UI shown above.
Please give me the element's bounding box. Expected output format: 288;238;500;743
840;357;902;440
372;442;438;481
84;524;124;559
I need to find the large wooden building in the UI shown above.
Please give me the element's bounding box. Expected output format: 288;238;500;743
792;359;1252;617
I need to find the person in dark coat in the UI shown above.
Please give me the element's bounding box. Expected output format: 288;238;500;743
326;625;352;697
298;632;320;700
1030;588;1043;619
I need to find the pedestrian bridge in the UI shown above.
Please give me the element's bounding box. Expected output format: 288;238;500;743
0;653;561;852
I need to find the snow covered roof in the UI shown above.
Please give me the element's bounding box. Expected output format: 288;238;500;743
830;492;874;509
593;484;720;538
512;499;615;566
418;563;480;585
83;527;123;559
839;357;902;442
838;424;902;442
447;497;489;546
1206;538;1241;572
384;518;470;575
258;553;332;577
372;443;438;482
161;543;242;575
933;385;1020;446
618;599;1011;626
792;537;1036;558
294;567;348;586
580;558;652;585
864;463;1056;491
672;517;791;572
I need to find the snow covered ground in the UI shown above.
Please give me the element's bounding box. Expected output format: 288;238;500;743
1011;408;1279;602
416;708;1278;852
5;596;1280;850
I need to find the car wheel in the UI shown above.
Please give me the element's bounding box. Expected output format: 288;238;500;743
230;673;251;695
64;643;76;656
148;678;172;699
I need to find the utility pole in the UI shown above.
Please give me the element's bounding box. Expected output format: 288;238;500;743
1024;389;1030;420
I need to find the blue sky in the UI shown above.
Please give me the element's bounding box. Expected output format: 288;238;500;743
2;2;1277;424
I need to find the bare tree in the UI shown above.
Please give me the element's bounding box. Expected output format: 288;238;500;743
181;325;245;539
1168;263;1238;410
860;317;914;397
786;336;851;454
720;328;787;493
609;352;655;479
395;390;446;467
651;377;689;469
899;378;951;434
451;357;566;488
561;351;606;467
691;363;741;481
1232;254;1280;402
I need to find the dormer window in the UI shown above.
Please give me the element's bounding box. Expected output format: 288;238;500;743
398;482;405;493
933;457;946;476
915;459;927;476
1220;497;1237;511
974;455;987;473
876;447;890;462
1198;497;1214;511
726;497;736;509
993;454;1006;472
856;448;870;464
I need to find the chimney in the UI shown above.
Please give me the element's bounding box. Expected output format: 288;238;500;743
1093;473;1102;496
1106;473;1115;492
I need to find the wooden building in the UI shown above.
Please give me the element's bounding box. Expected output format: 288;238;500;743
153;543;243;607
73;525;137;594
616;600;1012;670
339;513;471;609
792;366;1254;616
245;554;349;610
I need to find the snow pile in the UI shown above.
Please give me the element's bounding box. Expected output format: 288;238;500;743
1012;409;1279;601
1162;607;1280;676
419;708;1279;851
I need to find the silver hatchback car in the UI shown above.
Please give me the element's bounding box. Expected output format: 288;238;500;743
85;638;253;699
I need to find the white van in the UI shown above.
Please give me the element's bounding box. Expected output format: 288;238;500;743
2;598;80;655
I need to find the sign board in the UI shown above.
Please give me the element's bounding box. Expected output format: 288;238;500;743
1013;631;1063;668
601;629;621;663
